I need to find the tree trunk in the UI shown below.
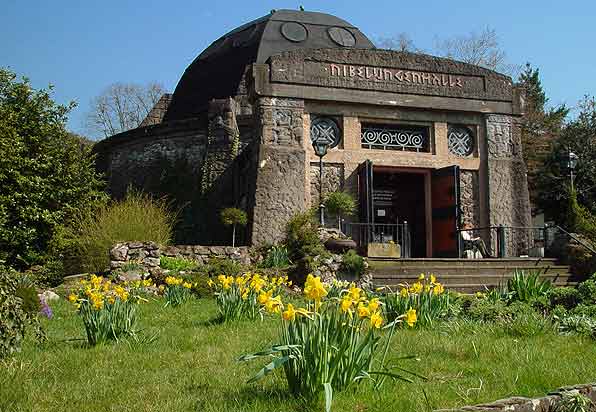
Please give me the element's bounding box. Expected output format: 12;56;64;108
232;225;236;247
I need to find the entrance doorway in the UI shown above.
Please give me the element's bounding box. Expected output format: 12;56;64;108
372;170;427;257
357;160;461;258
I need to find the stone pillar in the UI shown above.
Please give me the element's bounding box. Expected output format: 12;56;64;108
485;114;532;256
250;97;306;245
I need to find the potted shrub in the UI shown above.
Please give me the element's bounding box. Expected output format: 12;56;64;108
220;208;247;247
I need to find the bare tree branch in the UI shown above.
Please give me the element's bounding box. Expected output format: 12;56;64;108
85;82;166;138
376;32;418;52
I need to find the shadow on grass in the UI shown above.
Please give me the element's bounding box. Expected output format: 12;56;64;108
217;384;318;412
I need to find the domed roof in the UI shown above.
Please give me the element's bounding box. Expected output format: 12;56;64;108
163;9;375;121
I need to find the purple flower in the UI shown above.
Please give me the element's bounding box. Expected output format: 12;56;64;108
39;296;53;319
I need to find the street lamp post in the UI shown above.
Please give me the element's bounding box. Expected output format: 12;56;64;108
312;140;330;226
560;149;579;191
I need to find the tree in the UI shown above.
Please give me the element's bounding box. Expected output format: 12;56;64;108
517;63;568;210
85;82;165;138
434;27;519;75
537;96;596;224
376;33;417;52
220;208;247;247
324;191;356;230
0;68;106;268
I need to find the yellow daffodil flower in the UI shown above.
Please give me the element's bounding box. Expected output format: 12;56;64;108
370;311;383;328
400;288;409;298
68;294;78;303
433;283;445;295
405;308;417;327
340;297;353;313
418;273;425;281
430;274;437;284
357;303;370;319
368;298;380;312
410;282;423;294
304;274;328;302
282;303;296;321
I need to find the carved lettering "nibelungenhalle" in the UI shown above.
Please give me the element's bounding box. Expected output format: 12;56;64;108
329;64;464;88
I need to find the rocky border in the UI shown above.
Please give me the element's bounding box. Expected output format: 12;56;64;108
436;383;596;412
109;242;252;272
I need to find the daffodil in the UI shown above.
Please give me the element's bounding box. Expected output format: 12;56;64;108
430;274;437;284
410;282;423;294
282;303;296;321
370;311;383;328
264;295;283;313
348;285;362;301
400;287;409;298
418;273;425;281
68;294;78;303
357;303;370;319
405;308;417;327
433;283;444;295
304;274;328;302
368;298;380;312
340;297;353;313
258;290;273;305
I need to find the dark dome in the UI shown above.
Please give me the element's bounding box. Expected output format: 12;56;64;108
163;9;375;121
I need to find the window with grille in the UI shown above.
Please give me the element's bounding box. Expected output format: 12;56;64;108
361;123;430;152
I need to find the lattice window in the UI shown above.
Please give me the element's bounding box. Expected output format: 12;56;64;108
361;124;430;152
448;125;475;157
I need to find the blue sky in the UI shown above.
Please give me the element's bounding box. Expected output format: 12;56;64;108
2;0;594;138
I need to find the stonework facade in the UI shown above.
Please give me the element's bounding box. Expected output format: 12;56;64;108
93;9;531;257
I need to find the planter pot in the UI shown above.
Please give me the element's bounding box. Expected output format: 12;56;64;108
324;238;357;253
367;242;401;258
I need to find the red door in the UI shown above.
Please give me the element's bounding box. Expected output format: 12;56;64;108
431;166;461;257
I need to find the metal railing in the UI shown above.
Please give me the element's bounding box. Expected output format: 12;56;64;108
457;224;596;258
341;222;411;257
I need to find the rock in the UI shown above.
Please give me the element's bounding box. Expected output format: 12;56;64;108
110;244;128;261
317;227;345;243
143;257;160;267
128;241;144;249
40;290;60;301
118;272;142;282
161;246;180;257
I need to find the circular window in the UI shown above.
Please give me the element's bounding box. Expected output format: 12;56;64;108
448;126;475;157
327;27;356;47
280;22;308;43
310;117;341;148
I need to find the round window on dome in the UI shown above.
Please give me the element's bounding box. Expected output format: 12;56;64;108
327;27;356;47
280;22;308;43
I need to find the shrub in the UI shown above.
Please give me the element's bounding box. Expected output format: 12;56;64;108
0;264;46;358
62;190;176;273
159;256;199;272
0;265;27;358
570;304;596;318
547;286;580;310
557;315;596;338
67;275;151;345
383;274;451;327
340;250;365;278
262;245;291;268
466;298;510;322
285;211;325;261
240;275;416;411
500;303;553;337
324;191;356;229
220;208;248;247
507;269;552;303
203;257;243;277
0;68;106;268
577;276;596;305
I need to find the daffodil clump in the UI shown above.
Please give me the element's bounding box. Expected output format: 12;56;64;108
382;273;451;327
68;275;151;345
163;275;194;307
241;275;417;412
209;272;291;322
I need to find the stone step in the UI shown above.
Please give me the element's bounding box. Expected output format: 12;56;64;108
368;258;560;268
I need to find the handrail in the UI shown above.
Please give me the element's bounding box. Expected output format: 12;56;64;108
551;225;596;254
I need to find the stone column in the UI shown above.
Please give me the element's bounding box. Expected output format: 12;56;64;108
250;97;307;245
485;114;532;256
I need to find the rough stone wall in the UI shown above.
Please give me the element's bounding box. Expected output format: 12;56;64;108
109;242;252;273
310;162;345;206
436;382;596;412
486;114;532;256
250;97;306;245
97;121;208;199
139;94;173;127
460;170;481;227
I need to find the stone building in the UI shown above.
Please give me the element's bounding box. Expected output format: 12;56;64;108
94;9;531;257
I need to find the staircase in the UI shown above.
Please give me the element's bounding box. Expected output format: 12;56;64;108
368;257;576;293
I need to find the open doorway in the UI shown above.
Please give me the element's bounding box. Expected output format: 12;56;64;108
372;169;428;258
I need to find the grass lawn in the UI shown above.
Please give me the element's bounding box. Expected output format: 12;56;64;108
1;297;595;412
